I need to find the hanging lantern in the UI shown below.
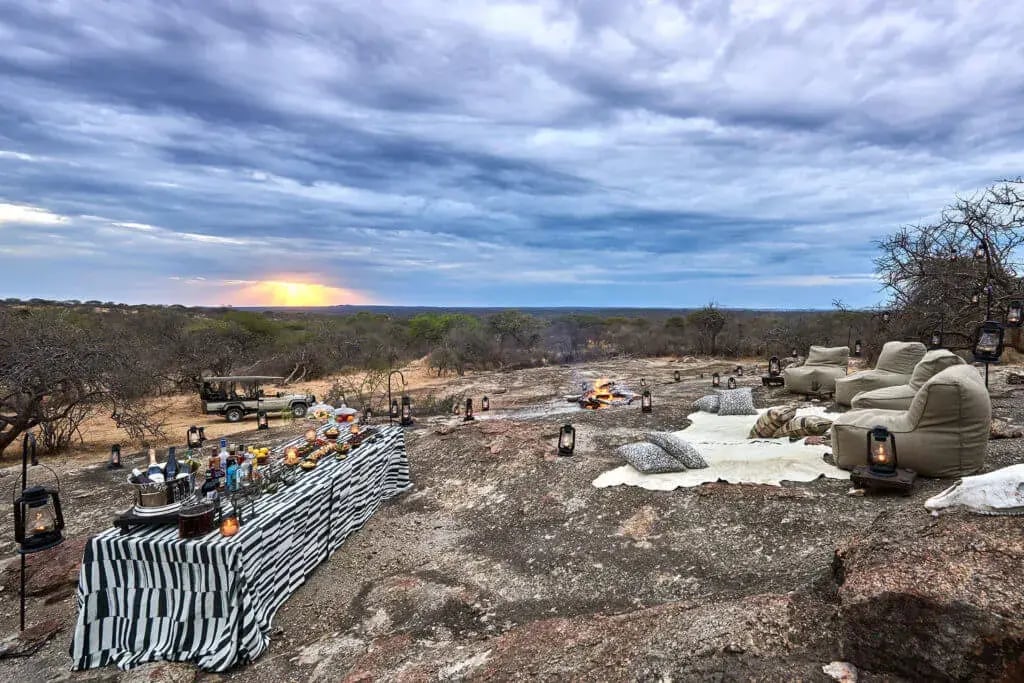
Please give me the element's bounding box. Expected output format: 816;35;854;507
557;424;575;456
463;398;475;422
768;356;781;377
974;240;987;260
867;426;898;476
673;370;681;382
304;428;317;443
881;311;890;324
929;331;943;349
791;349;798;359
400;395;413;426
482;396;490;411
712;372;720;387
1007;300;1023;327
257;410;269;430
14;484;65;554
187;425;203;449
973;320;1005;363
361;406;372;424
854;340;862;357
390;399;400;419
971;291;980;305
640;389;652;413
727;377;736;389
107;444;123;470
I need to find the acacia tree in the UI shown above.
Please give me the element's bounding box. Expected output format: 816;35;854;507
875;180;1024;348
686;303;726;355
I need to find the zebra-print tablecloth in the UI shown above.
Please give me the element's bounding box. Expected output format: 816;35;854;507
69;424;412;672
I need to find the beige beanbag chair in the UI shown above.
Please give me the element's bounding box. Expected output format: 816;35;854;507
784;345;849;395
831;365;990;478
834;341;926;406
850;349;966;411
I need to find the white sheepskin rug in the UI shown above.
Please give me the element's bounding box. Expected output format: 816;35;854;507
592;406;847;490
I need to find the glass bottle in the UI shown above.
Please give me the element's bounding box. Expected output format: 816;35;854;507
146;447;165;483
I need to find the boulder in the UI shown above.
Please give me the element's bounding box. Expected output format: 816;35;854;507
1;536;88;597
0;618;62;659
832;508;1024;680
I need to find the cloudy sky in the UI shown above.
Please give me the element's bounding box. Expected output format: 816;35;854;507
1;1;1022;308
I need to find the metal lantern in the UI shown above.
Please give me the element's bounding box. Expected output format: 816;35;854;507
452;402;461;416
390;399;400;419
257;410;269;430
974;240;987;260
791;349;798;359
712;372;720;387
187;425;203;449
867;426;898;476
929;331;943;349
768;356;781;377
673;370;681;382
557;424;575;456
464;398;475;422
14;484;65;554
881;311;890;324
400;395;413;426
854;340;862;357
727;377;736;389
361;406;372;424
973;320;1005;363
971;292;980;305
107;444;123;470
735;365;743;376
482;396;490;411
1007;300;1023;327
641;389;652;413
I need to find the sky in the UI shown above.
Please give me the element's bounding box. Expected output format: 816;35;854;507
1;1;1023;309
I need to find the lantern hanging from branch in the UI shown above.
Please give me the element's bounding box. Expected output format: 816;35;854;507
791;349;798;359
400;396;413;426
557;424;575;456
974;240;987;260
881;311;891;324
1007;300;1023;327
867;426;898;476
641;389;652;413
973;320;1005;363
929;331;943;349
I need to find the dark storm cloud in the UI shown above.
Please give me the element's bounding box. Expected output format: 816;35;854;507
0;0;1022;306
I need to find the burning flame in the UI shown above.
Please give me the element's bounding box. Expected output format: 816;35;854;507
33;511;48;533
581;378;618;409
874;444;889;465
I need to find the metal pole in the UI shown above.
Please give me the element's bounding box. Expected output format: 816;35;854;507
387;372;393;425
19;433;32;631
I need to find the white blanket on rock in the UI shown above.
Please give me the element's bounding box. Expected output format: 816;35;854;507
592;406;846;489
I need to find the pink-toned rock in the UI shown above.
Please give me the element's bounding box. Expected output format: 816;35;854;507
1;536;88;597
122;662;197;682
0;618;62;658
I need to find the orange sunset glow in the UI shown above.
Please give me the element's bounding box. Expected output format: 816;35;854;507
232;280;370;306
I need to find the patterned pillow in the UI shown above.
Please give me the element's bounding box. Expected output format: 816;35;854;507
644;432;708;469
693;395;721;413
773;415;833;438
615;442;688;474
715;388;757;416
748;406;798;438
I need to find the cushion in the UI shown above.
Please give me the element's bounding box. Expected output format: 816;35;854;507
908;349;966;390
748;406;798;438
715;387;757;416
805;345;850;367
645;432;708;469
874;341;926;375
615;442;688;474
693;395;721;413
773;415;834;438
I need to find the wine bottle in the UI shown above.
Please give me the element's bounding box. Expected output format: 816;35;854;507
146;447;165;483
166;446;179;480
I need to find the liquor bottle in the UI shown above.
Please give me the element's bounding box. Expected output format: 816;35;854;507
165;446;179;480
146;447;165;483
226;461;239;492
218;438;230;471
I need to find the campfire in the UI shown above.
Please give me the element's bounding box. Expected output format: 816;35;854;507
577;378;637;410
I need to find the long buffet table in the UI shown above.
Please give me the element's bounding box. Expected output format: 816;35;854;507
69;425;411;672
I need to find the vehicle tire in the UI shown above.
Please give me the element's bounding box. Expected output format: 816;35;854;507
291;403;308;418
225;407;244;423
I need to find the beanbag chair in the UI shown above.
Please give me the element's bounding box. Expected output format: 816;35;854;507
784;346;849;395
835;341;926;406
850;349;965;411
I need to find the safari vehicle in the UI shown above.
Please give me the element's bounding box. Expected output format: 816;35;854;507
199;376;316;423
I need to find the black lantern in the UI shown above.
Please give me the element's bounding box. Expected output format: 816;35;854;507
974;240;987;260
768;356;781;377
187;425;203;449
557;424;575;456
735;365;743;376
791;349;798;358
973;320;1005;363
929;331;943;349
256;410;269;430
853;340;862;357
712;372;720;387
727;377;736;389
881;311;890;324
482;396;490;411
197;426;206;443
867;426;898;476
400;395;413;426
464;398;475;422
390;399;400;419
107;444;123;470
361;406;372;424
971;291;980;305
673;370;681;382
452;401;461;416
14;485;65;554
1007;300;1023;327
641;389;652;413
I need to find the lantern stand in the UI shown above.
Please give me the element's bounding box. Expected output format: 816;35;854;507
850;426;916;494
13;434;66;630
387;370;406;425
